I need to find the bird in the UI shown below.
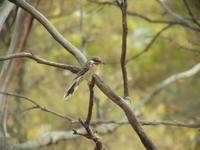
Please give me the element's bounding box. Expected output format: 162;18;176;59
64;57;104;100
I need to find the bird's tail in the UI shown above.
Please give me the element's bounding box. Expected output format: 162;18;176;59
64;77;81;100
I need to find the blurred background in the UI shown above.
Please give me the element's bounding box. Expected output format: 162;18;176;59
0;0;200;149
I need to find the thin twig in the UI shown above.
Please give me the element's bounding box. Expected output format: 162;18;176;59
0;52;80;73
73;118;106;150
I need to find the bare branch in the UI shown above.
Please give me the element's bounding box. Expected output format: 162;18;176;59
135;63;200;112
94;75;158;150
73;119;107;150
0;52;80;73
0;91;74;122
8;0;87;65
155;0;200;32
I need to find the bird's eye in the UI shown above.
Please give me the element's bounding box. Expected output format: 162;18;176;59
90;60;94;64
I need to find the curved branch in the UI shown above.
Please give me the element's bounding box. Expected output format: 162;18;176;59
0;52;80;73
135;63;200;112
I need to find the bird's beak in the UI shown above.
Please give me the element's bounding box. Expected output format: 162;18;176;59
101;61;105;64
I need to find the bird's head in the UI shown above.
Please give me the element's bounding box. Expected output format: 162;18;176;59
89;57;104;66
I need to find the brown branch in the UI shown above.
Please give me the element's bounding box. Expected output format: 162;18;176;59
126;24;173;63
0;52;80;73
117;0;129;98
73;119;107;150
0;91;74;122
8;0;87;65
85;77;95;125
94;75;158;150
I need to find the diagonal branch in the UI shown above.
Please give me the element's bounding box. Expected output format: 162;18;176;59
73;119;107;150
8;0;87;65
135;63;200;112
0;52;80;73
94;74;158;150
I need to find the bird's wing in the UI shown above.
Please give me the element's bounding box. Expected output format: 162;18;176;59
73;66;90;80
